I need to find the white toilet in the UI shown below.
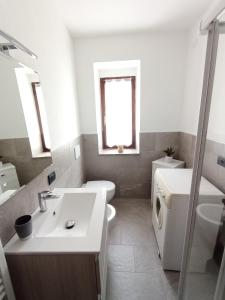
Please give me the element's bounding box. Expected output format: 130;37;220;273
83;180;115;202
82;180;116;229
107;204;116;229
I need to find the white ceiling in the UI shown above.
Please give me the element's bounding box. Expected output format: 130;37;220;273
55;0;212;37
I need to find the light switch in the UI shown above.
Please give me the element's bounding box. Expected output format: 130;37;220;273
74;144;80;160
217;156;225;168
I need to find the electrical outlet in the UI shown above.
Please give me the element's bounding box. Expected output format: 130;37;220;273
217;156;225;168
48;171;56;185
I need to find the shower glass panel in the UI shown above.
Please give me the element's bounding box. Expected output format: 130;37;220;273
183;26;225;300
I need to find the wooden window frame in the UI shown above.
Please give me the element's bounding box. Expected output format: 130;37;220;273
31;82;50;152
100;76;136;150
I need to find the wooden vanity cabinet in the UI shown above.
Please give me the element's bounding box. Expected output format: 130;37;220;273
6;218;108;300
7;253;100;300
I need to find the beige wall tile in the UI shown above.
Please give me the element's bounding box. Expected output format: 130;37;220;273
82;132;180;198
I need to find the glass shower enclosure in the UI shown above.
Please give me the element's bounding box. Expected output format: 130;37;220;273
178;14;225;300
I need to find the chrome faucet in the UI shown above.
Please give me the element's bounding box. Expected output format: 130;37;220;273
38;190;58;212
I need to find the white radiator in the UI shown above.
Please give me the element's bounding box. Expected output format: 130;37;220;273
0;241;15;300
0;276;7;300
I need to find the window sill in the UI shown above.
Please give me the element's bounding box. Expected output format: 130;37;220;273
32;152;51;158
98;149;140;155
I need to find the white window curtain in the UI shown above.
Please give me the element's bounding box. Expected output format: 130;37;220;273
104;78;132;147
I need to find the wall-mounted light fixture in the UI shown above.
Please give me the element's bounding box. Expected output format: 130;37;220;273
0;29;38;59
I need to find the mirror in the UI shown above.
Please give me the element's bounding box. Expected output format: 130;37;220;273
0;49;52;200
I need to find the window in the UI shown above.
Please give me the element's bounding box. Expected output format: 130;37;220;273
94;60;140;154
15;66;51;157
100;76;136;150
31;82;51;152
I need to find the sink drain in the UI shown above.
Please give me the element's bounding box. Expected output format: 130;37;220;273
65;220;76;229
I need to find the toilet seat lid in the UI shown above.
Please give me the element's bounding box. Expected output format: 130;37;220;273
85;180;115;191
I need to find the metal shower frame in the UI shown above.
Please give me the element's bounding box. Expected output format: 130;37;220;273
178;18;225;300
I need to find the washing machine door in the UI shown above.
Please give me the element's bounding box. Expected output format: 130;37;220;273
155;193;163;229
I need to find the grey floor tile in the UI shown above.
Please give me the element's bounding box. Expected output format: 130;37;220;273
166;289;178;300
184;272;217;300
161;271;180;288
134;244;161;273
162;271;179;300
109;222;121;245
106;271;134;300
106;271;166;300
117;206;151;225
115;199;151;225
146;211;153;226
112;198;149;210
120;221;155;245
108;245;135;272
107;198;178;300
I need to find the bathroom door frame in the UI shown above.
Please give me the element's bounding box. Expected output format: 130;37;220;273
178;20;225;300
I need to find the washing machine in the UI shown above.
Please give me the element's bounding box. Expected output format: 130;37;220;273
152;168;224;271
151;158;184;205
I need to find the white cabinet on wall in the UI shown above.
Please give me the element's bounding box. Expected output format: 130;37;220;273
0;163;20;193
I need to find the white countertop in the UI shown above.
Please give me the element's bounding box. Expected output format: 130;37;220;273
156;168;224;196
152;157;184;168
5;188;107;255
0;163;16;171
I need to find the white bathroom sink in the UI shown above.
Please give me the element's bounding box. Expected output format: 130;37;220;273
196;203;223;250
196;203;223;227
37;193;95;237
190;202;223;272
4;188;107;253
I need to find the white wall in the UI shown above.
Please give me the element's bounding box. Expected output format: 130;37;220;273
180;23;225;144
0;55;28;139
0;0;80;150
208;34;225;143
73;32;189;134
179;25;207;135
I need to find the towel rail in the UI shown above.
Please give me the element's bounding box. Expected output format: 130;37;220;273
0;276;7;300
0;241;15;300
